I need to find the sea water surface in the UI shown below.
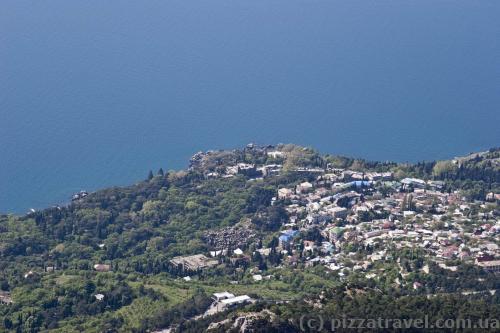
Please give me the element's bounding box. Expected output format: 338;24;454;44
1;0;499;213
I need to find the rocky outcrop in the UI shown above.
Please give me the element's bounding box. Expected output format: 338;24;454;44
207;310;282;333
203;227;256;250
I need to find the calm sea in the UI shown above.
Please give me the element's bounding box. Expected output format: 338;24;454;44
1;0;499;214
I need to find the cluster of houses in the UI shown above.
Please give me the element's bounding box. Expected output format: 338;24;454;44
184;149;499;287
267;167;500;282
205;162;283;180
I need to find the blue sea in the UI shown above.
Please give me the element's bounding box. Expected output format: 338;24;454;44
1;1;499;214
